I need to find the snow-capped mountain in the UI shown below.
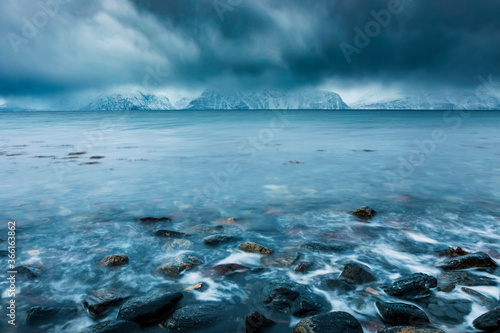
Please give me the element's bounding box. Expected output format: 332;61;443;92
351;91;500;110
82;91;174;111
186;89;349;110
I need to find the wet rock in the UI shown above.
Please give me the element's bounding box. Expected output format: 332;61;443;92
245;311;276;333
210;263;250;276
155;230;188;238
376;327;447;333
138;217;171;223
117;291;183;325
15;265;40;278
80;320;141;333
439;246;469;258
26;306;78;325
473;306;500;331
424;298;472;324
161;239;192;251
299;242;347;253
295;262;311;274
349;206;377;219
262;280;330;317
238;242;273;255
261;250;301;267
99;255;129;267
436;252;498;270
437;271;497;291
293;311;363;333
383;273;437;300
376;301;429;326
462;287;498;308
319;278;355;295
340;262;376;285
203;234;240;246
184;282;208;292
83;289;127;318
185;224;224;234
157;254;202;278
163;303;226;330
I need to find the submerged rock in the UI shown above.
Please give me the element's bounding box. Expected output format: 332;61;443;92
376;301;429;326
99;255;129;267
461;287;498;308
293;311;363;333
245;311;276;333
203;234;240;246
157;254;202;278
155;230;188;238
26;306;78;325
163;303;226;330
295;262;311;274
80;320;141;333
473;306;500;331
83;289;127;318
210;263;250;276
424;298;472;324
261;249;301;267
383;273;437;300
437;271;497;291
139;217;171;223
349;206;377;219
299;242;347;253
117;290;183;325
318;277;355;295
161;239;193;251
340;262;377;285
376;327;447;333
436;252;498;270
238;242;273;255
15;265;40;279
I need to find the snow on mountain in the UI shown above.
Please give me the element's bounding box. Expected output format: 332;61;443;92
186;89;349;110
82;91;174;111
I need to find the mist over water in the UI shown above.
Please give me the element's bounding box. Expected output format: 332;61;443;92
1;110;499;332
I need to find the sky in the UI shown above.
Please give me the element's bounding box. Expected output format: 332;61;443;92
1;0;499;106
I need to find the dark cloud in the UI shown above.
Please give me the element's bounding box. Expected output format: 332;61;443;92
0;0;499;101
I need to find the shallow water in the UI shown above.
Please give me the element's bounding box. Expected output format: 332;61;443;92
0;110;499;332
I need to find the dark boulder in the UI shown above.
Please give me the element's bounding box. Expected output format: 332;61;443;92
139;217;171;223
318;277;356;295
26;306;78;325
438;247;469;258
210;263;250;277
83;289;127;318
155;230;188;238
117;291;183;325
341;262;377;285
295;262;311;274
436;252;497;270
383;273;437;300
238;242;273;255
157;254;202;278
99;255;129;267
293;311;363;333
15;265;40;279
299;242;347;253
473;306;500;331
349;206;377;219
424;298;472;324
246;311;276;333
376;301;429;326
376;327;447;333
203;234;240;246
261;250;301;267
80;320;141;333
163;303;226;330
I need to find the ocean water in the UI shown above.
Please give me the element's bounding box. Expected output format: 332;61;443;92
0;110;499;332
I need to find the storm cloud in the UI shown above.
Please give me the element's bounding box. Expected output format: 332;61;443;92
1;0;499;100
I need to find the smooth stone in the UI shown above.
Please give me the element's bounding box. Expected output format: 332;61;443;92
26;306;78;325
210;263;250;276
473;306;500;331
83;289;127;318
376;301;429;326
299;242;347;253
341;262;377;285
293;311;363;333
80;320;141;333
117;291;183;325
377;327;447;333
203;234;240;246
238;242;273;255
163;303;226;330
424;298;472;324
318;277;355;295
245;311;276;333
157;254;202;278
349;206;377;219
261;250;301;267
436;252;498;270
383;273;437;300
139;217;171;223
155;230;188;238
99;255;129;267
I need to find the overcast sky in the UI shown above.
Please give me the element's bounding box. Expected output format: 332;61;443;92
1;0;499;105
